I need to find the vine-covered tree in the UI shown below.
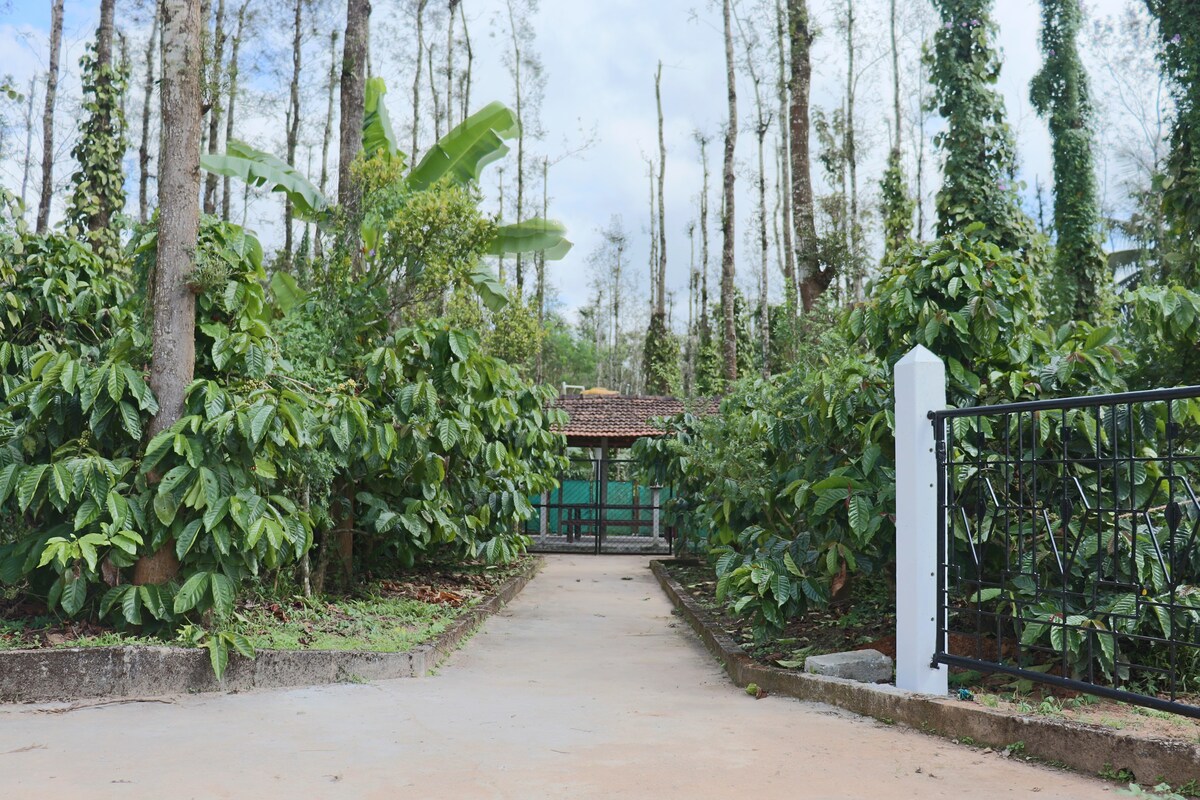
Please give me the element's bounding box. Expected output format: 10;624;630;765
879;0;913;258
1146;0;1200;286
927;0;1034;253
67;0;129;264
1030;0;1104;322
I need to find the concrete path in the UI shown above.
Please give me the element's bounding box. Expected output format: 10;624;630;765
0;556;1114;799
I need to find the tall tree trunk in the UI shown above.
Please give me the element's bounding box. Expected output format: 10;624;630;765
221;1;247;222
446;0;459;132
535;156;548;381
136;0;203;586
844;0;861;299
647;159;656;316
789;0;825;311
775;0;796;325
720;0;738;384
890;0;901;156
411;0;428;163
315;28;338;255
36;0;65;234
201;0;225;216
428;43;441;141
459;0;472;123
505;0;526;294
283;0;302;269
339;0;371;247
655;61;667;316
139;0;162;224
696;133;710;340
20;75;37;211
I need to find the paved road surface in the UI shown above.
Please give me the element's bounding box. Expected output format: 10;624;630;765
0;556;1114;799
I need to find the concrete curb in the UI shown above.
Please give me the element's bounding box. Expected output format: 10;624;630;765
651;560;1200;788
0;557;543;704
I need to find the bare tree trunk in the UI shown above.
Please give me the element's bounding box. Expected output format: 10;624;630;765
315;28;338;256
428;43;441;142
283;0;303;268
201;0;225;215
496;166;505;281
411;0;428;163
647;159;656;316
655;61;667;316
788;0;826;311
459;1;472;123
775;0;796;324
696;133;710;339
844;0;861;299
720;0;738;384
446;0;460;132
139;0;163;224
36;0;65;234
221;1;247;222
890;0;901;156
339;0;371;243
20;75;37;211
136;0;203;586
505;0;526;294
535;156;548;381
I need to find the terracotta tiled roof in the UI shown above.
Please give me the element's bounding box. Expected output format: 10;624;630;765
552;394;715;446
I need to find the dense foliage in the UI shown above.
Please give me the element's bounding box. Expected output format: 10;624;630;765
926;0;1036;255
1146;0;1200;287
1030;0;1106;322
634;226;1200;646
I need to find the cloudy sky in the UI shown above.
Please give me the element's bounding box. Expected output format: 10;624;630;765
0;0;1148;326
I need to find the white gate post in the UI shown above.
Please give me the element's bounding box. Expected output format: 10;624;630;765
539;491;549;541
895;345;948;696
651;485;662;544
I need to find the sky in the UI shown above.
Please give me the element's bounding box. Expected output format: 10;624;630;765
0;0;1150;328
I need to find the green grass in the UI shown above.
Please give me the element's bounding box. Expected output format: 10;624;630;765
228;593;467;653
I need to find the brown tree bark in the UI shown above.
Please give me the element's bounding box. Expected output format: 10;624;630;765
339;0;371;238
788;0;826;311
283;0;302;268
135;0;204;586
775;0;796;324
202;0;225;216
139;0;162;224
36;0;65;234
220;1;248;222
720;0;738;384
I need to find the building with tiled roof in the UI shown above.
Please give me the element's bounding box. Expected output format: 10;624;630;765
552;393;715;448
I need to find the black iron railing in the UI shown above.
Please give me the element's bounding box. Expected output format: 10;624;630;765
931;386;1200;718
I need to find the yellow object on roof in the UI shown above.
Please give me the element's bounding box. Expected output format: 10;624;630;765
580;387;620;396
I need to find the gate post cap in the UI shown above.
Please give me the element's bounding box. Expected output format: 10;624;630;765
898;344;940;365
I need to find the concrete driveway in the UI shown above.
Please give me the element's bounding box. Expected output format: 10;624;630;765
0;556;1113;798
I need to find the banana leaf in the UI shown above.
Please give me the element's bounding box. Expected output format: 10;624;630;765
201;140;333;226
406;102;520;193
363;77;403;163
487;218;573;261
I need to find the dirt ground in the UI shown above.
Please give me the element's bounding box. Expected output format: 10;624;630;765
0;556;1119;799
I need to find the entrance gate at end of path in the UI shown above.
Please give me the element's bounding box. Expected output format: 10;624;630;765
524;455;674;555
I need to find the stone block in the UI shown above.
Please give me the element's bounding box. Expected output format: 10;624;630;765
804;649;893;683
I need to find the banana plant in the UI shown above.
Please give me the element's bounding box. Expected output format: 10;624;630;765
200;79;571;309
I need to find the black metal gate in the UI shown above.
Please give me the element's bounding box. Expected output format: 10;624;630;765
525;457;673;554
931;386;1200;718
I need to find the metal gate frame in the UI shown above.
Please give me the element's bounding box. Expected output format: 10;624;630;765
526;456;672;555
930;385;1200;719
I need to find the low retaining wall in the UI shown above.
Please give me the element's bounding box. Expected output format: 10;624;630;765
651;560;1200;789
0;557;542;703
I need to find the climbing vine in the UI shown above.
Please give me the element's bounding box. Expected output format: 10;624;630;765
926;0;1036;254
1146;0;1200;286
1030;0;1106;323
66;42;129;265
879;149;914;259
643;312;681;395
